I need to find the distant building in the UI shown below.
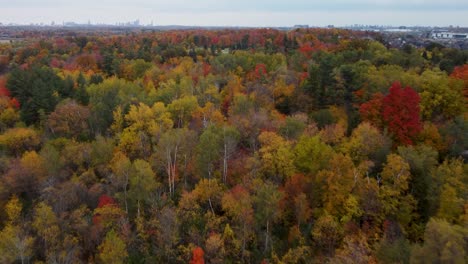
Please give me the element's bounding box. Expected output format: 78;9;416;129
431;31;468;39
293;25;309;29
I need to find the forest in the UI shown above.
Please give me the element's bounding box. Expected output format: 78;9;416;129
0;27;467;263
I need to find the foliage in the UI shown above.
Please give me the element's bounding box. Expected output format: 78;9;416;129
0;27;465;263
382;82;422;145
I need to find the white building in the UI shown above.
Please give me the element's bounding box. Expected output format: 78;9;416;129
431;31;468;39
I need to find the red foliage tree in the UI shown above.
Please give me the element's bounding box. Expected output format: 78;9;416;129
203;62;211;77
98;194;117;208
254;63;267;80
190;247;205;264
0;77;10;97
10;98;20;109
450;64;468;107
359;93;384;129
382;82;422;145
451;64;468;85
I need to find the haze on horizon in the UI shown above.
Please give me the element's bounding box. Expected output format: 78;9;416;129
0;0;467;27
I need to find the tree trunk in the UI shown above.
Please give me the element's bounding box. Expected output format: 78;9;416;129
264;220;269;254
137;200;141;218
242;222;247;259
124;173;129;214
223;143;228;184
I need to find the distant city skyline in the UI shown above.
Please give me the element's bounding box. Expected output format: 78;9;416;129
0;0;467;27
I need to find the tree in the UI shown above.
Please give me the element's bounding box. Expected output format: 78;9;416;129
87;77;147;133
341;122;391;165
222;185;254;258
450;64;468;109
430;159;466;224
419;70;465;120
294;193;312;227
7;66;65;124
0;96;20;132
229;94;269;152
119;102;173;159
151;206;180;262
442;116;468;157
375;220;411;264
205;233;225;264
411;218;467;264
129;159;159;217
0;127;40;156
75;72;89;105
0;196;34;264
196;125;222;179
382;82;422;145
109;151;132;213
294;135;334;175
167;95;199;128
316;153;363;219
311;212;343;257
47;100;90;139
331;232;374;264
98;229;128;264
379;154;416;233
156;128;195;196
398;145;438;222
258;131;295;181
302;53;343;109
253;181;283;254
32;202;61;261
190;247;205;264
359;93;384;129
199;125;240;183
4;151;47;196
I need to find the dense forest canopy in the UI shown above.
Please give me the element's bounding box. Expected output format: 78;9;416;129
0;28;467;263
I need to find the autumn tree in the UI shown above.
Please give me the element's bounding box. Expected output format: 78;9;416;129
359;92;384;129
190;246;205;264
382;82;422;145
398;145;438;222
379;154;417;235
316;153;365;220
32;202;61;262
47;100;90;139
253;181;284;255
167;95;199;128
119;102;173;159
87;77;147;133
196;125;222;179
3;151;47;197
129;159;159;217
0;96;20;131
98;229;128;264
0;196;34;264
411;218;467;263
294;135;334;175
312;212;343;257
109;151;132;213
341;122;391;166
222;185;254;259
419;70;466;120
0;127;40;156
155;128;195;196
258;131;295;181
430;159;466;224
450;64;468;108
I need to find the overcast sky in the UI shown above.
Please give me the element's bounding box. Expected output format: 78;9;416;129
0;0;467;26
